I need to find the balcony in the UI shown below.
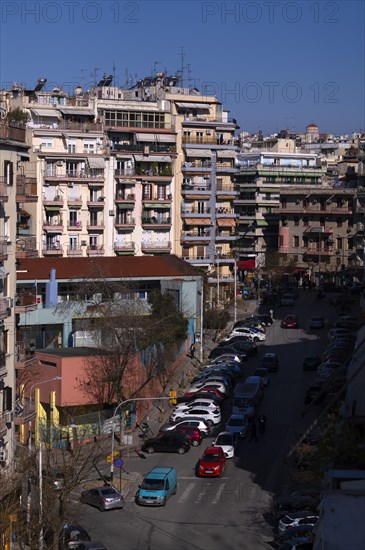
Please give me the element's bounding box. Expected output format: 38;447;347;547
67;221;82;231
16;236;38;259
114;193;136;204
0;298;10;320
216;184;238;198
141;241;172;253
87;196;105;207
43;194;63;206
0;240;8;261
303;226;334;234
181;255;213;265
44;169;104;182
0;414;8;438
43;218;63;232
15;341;36;369
304;247;334;256
15;292;38;313
216;207;237;216
181;207;211;217
114;241;135;254
86;245;104;255
16;175;38;201
141;217;172;227
114;217;135;229
181;230;211;242
181;183;212;198
216;231;239;241
67;196;83;207
42;244;63;256
112;143;176;154
142;195;172;208
67;246;83;256
0;180;8;202
87;220;104;230
0;121;26;142
115;167;172;179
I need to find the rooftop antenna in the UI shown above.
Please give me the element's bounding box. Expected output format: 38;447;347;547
91;68;101;86
180;46;185;88
187;63;192;89
153;61;160;76
112;61;116;87
124;69;129;88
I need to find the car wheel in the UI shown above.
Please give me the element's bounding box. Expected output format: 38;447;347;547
191;440;199;447
173;484;177;495
99;504;105;512
161;497;167;506
146;446;155;454
206;420;214;427
177;447;186;454
254;337;259;342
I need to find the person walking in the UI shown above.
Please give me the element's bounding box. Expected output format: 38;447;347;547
248;420;258;442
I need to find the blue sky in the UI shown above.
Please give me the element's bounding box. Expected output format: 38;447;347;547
1;0;364;134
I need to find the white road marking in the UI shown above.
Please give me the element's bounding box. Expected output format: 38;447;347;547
211;483;225;504
177;483;196;503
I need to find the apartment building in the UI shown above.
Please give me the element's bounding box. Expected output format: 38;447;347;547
0;120;30;468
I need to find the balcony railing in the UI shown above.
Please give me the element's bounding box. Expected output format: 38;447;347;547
16;175;38;198
141;217;171;225
43;194;63;205
67;247;83;256
115;193;136;201
67;196;83;205
0;240;8;260
141;241;172;249
15;341;36;367
112;143;176;153
16;236;38;258
304;247;334;256
43;218;63;230
181;207;211;214
87;220;104;229
182;183;212;192
181;230;211;238
142;194;172;202
0;181;8;201
0;122;26;142
44;169;104;180
67;221;82;230
115;167;172;177
31;120;102;132
0;298;10;320
42;245;63;255
115;218;135;226
113;242;135;251
86;245;104;255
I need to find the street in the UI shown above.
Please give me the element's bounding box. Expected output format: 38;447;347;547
72;290;339;550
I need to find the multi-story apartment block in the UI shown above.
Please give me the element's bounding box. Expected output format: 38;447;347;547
0;120;30;468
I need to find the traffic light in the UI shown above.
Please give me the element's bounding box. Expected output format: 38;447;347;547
169;390;177;406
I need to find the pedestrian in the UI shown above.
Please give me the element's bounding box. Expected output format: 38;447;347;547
269;308;274;321
249;420;258;442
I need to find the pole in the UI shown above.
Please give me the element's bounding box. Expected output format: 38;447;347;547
109;396;172;484
39;443;43;550
234;259;237;324
200;286;204;365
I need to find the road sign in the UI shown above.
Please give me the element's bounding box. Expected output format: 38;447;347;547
106;450;119;463
114;457;124;469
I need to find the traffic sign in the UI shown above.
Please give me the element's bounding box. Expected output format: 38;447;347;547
114;457;124;469
106;450;120;463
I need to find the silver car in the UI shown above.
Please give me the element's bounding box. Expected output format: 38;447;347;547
80;485;124;512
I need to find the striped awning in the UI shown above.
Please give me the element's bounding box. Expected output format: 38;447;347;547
30;108;59;118
256;219;268;227
184;218;212;226
217;150;237;158
185;149;212;158
134;155;171;162
176;102;210;110
136;133;176;143
217;218;236;227
88;157;105;169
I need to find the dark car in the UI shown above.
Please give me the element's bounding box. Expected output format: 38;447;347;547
74;544;107;550
208;347;248;363
141;431;191;454
302;356;321;371
175;425;203;446
80;485;124;512
281;315;299;329
220;340;258;356
260;352;280;372
62;524;91;549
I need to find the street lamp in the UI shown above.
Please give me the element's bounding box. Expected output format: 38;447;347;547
198;287;204;365
109;396;172;484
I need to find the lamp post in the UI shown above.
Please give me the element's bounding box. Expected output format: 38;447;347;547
109;396;172;484
199;287;204;365
234;258;237;324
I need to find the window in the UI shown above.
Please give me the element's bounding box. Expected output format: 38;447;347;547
157;186;166;200
67;140;76;153
281;199;287;209
293;236;299;247
336;237;342;250
41;138;53;149
303;216;309;226
83;140;95;152
69;236;78;250
143;184;152;200
303;199;308;208
336;217;342;227
294;217;299;226
281;217;287;226
320;217;325;227
69;211;78;227
279;235;284;247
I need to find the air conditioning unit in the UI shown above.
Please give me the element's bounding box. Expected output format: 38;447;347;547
109;210;115;216
4;411;13;423
0;450;7;462
67;182;74;188
6;298;13;309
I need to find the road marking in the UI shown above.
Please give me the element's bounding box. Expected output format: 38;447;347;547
211;483;225;504
178;476;229;480
177;483;195;504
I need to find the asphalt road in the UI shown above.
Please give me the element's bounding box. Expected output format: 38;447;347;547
72;290;343;550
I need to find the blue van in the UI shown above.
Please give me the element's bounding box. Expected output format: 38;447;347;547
136;467;177;506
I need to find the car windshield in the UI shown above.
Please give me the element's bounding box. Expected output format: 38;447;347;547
203;453;220;462
100;488;117;496
140;478;165;490
215;435;232;445
228;418;243;426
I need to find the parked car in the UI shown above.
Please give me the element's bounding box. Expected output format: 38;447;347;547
175;426;203;447
135;467;177;507
278;512;319;534
210;355;245;369
160;418;210;437
141;431;191;454
212;431;236;458
256;314;274;326
173;398;220;412
276;537;314;550
328;327;353;340
220;340;258;356
280;293;295;306
260;352;280;372
208;347;247;362
43;468;65;491
281;315;299;329
62;524;91;549
75;544;107;550
309;316;325;329
183;387;225;400
80;485;124;512
225;414;249;439
304;385;325;405
229;327;266;342
197;446;226;477
233;320;266;333
276;524;315;543
302;356;321;371
254;367;270;386
170;406;221;426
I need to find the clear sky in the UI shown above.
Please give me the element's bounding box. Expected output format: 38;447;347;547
1;0;364;135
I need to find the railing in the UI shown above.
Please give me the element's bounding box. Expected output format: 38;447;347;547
115;217;135;225
45;170;104;179
115;193;136;200
216;208;236;215
0;182;8;199
30;121;103;132
0;240;7;257
183;115;237;124
112;143;176;153
181;230;211;238
87;220;104;227
142;195;172;201
181;207;211;214
16;293;37;307
0;122;26;142
43;218;63;227
182;183;212;191
16;175;38;196
0;298;9;319
86;245;104;254
182;136;238;145
16;236;38;257
115;167;172;177
42;245;63;253
141;241;172;249
67;247;83;255
42;194;63;204
141;217;171;225
238;163;323;172
16;341;36;364
67;196;83;203
0;351;6;367
113;242;135;250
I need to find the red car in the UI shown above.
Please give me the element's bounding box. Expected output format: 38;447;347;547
197;446;226;477
281;315;299;329
183;388;224;400
175;426;203;447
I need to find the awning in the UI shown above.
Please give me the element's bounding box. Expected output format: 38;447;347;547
184;218;212;226
256;219;268;227
88;157;105;169
217;218;236;227
0;267;8;279
59;108;95;116
19;208;31;217
44;205;61;211
176;102;210;110
30;108;59;118
134;155;171;162
217;150;237;158
185;149;212;158
136;133;176;143
238;259;256;269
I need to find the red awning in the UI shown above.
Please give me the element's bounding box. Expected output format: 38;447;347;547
237;259;256;269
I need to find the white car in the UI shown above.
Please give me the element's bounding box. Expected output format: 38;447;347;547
212;431;236;458
172;400;219;414
170;407;221;426
190;381;229;395
229;327;266;342
278;513;319;535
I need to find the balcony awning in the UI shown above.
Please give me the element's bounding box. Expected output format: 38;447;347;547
134;155;171;162
185;218;212;226
217;150;237;158
88;157;105;169
176;102;210;110
217;218;236;227
256;219;268;227
30;108;59;118
44;205;61;211
238;259;256;269
0;267;8;279
185;149;212;158
59;108;95;116
136;133;176;143
19;208;31;217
